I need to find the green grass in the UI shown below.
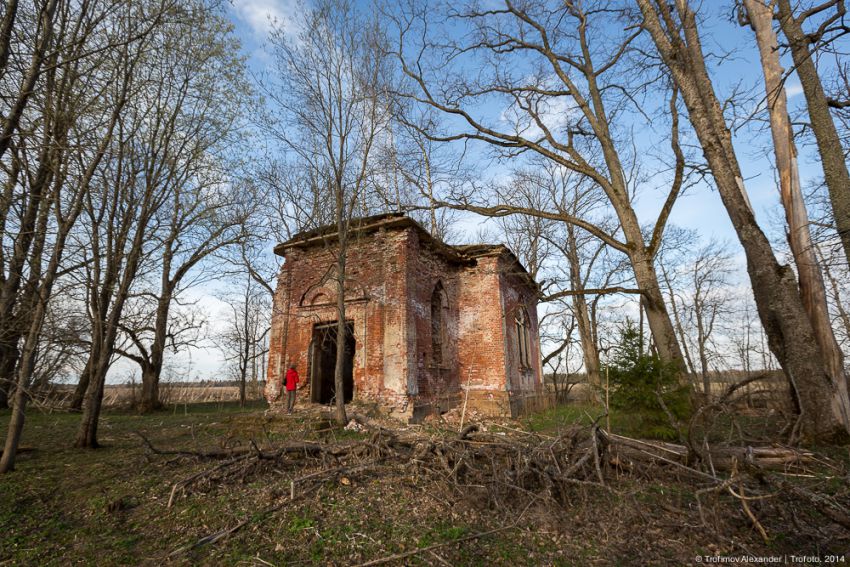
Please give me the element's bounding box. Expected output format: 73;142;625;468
523;400;792;443
0;401;544;565
1;400;845;565
523;402;673;439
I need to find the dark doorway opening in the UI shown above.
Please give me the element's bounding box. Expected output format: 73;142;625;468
310;321;355;405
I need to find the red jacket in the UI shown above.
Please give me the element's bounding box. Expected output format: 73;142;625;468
285;368;300;391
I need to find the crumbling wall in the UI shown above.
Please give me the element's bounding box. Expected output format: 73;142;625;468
265;221;546;418
405;229;463;417
455;255;512;415
265;228;413;413
497;255;548;415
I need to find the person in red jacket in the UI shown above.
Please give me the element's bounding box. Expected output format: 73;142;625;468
284;363;300;414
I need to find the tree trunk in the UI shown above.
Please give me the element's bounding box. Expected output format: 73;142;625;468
776;0;850;268
0;249;58;472
0;329;37;472
0;340;32;474
588;63;688;376
0;0;20;78
75;237;147;447
239;365;247;408
138;293;171;413
69;358;91;411
334;208;349;425
629;245;686;374
334;260;348;426
0;340;17;409
74;355;108;448
747;0;850;432
696;310;710;397
638;0;847;441
140;363;160;413
564;226;601;387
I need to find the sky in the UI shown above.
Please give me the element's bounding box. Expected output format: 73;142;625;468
103;0;847;384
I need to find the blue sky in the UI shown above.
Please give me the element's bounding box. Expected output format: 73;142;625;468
129;0;843;383
226;0;835;244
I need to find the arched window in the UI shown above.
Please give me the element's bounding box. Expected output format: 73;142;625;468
516;308;532;369
431;283;447;366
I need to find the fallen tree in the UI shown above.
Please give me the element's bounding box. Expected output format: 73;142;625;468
136;414;847;558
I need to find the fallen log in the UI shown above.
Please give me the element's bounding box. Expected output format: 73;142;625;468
603;431;814;472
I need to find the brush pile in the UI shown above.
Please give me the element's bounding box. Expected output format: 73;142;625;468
137;411;849;560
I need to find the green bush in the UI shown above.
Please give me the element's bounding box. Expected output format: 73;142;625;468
605;321;691;439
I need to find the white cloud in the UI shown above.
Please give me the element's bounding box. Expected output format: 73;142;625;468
785;82;804;98
230;0;292;37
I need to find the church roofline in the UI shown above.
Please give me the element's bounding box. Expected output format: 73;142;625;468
274;213;539;291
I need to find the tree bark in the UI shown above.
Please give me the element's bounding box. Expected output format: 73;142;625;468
0;0;19;79
69;358;91;411
746;0;850;432
564;225;601;387
138;293;171;413
140;362;160;413
334;212;349;426
0;329;36;472
776;0;850;268
638;0;847;441
74;349;108;449
0;340;18;409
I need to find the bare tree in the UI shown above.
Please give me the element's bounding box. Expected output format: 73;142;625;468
774;0;850;267
74;0;238;447
1;0;164;472
743;0;850;430
388;0;690;376
499;159;621;389
636;0;850;441
388;112;465;241
0;0;164;408
658;229;734;397
217;274;270;407
262;0;392;424
112;3;251;413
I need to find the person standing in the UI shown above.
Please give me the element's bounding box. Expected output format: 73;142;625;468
285;363;300;414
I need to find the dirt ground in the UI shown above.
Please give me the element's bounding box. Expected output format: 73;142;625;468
1;400;848;566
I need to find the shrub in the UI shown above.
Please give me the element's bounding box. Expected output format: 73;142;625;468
604;321;690;439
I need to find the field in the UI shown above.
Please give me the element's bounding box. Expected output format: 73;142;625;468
1;400;849;566
41;382;267;409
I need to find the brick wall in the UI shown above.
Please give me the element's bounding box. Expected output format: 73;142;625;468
265;220;544;418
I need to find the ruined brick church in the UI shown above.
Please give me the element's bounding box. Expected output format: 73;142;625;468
264;213;546;420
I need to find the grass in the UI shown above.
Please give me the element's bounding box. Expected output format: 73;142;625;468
523;400;790;444
523;402;675;439
1;400;847;565
0;401;542;565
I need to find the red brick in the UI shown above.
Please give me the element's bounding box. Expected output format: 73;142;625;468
265;214;545;419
